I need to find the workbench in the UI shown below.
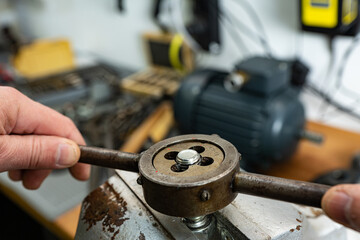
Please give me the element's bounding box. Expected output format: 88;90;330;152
267;121;360;181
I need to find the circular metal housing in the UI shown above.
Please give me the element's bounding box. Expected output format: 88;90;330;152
139;134;240;217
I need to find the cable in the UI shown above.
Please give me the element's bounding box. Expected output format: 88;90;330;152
229;0;272;55
171;0;271;57
206;0;250;56
315;37;336;117
332;34;360;98
305;83;360;120
317;34;360;118
217;9;251;56
221;5;272;57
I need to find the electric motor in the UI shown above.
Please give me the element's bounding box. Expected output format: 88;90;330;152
174;57;308;171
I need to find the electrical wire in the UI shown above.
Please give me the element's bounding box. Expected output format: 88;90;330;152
170;0;273;58
206;0;250;56
305;83;360;120
317;35;360;118
332;34;360;98
315;37;336;117
217;9;251;56
220;0;360;121
229;0;273;56
221;5;272;57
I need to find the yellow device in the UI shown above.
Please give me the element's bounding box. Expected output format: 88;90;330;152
13;39;75;79
301;0;359;35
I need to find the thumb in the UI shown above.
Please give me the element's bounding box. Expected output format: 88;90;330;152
0;135;80;171
322;184;360;231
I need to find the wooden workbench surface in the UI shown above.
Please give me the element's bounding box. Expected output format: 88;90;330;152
266;121;360;181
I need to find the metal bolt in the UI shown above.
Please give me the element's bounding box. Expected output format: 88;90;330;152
136;176;143;185
200;190;211;201
176;149;201;166
183;215;211;229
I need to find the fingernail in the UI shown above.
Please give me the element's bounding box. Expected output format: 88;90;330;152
325;191;352;225
56;142;78;167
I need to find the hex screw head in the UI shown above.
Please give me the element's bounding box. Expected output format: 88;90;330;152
200;190;211;201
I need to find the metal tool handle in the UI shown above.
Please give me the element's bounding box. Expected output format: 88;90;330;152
232;172;330;208
78;145;330;208
79;146;140;173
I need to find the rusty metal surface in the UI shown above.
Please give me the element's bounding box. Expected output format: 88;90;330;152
115;171;207;240
232;172;330;208
139;134;240;217
81;181;129;238
75;175;172;240
79;146;140;172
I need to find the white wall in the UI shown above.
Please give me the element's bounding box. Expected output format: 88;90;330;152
6;0;360;132
12;0;159;69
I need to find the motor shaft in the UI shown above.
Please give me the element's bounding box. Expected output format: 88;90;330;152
79;146;140;172
232;172;330;208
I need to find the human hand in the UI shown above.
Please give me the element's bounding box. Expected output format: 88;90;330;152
0;86;90;189
322;184;360;231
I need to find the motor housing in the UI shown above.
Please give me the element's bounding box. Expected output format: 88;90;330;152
174;57;305;171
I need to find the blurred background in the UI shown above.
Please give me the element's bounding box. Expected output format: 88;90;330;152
1;0;360;239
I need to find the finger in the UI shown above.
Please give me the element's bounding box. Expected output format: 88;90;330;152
8;170;23;181
0;135;80;172
22;169;52;190
322;184;360;231
69;163;91;181
0;87;90;181
0;87;85;144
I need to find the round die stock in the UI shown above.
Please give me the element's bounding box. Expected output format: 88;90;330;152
139;134;240;217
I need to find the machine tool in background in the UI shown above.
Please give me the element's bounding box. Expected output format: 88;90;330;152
13;64;158;190
300;0;360;36
15;64;159;150
17;65;116;107
174;57;322;171
75;134;338;240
